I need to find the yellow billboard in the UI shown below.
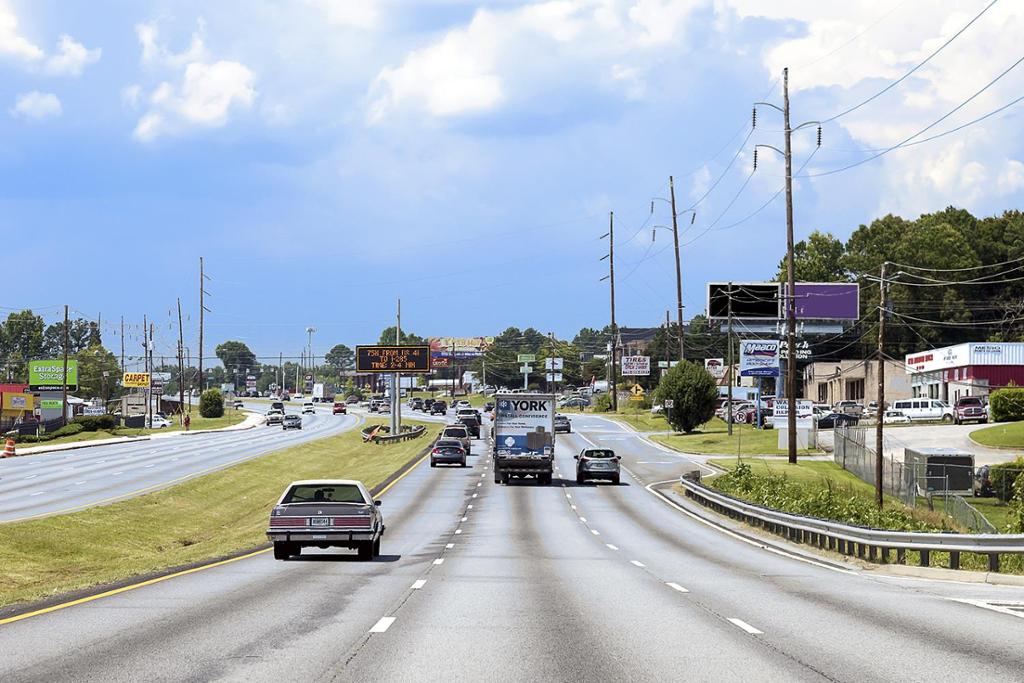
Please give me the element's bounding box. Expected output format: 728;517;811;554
122;372;151;388
2;393;35;411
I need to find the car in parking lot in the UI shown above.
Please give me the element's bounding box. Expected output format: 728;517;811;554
954;396;988;425
553;414;572;433
282;414;302;430
440;423;471;452
559;397;590;409
266;409;284;425
146;415;172;428
430;400;447;415
430;438;467;467
890;398;954;423
883;410;911;424
815;412;859;429
575;448;620;484
833;400;864;416
267;479;384;560
302;402;316;415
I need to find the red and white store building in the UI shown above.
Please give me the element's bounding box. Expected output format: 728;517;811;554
905;342;1024;401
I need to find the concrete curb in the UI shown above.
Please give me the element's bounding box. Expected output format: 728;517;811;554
863;563;1024;586
11;412;263;457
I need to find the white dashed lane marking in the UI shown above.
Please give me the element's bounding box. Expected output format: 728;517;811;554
667;582;690;593
630;560;646;568
412;580;426;590
446;543;455;549
369;617;396;633
728;618;763;635
433;558;445;566
606;544;619;551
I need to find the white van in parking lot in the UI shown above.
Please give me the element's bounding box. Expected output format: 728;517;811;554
890;398;954;423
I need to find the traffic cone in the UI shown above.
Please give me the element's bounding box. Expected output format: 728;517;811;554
3;438;15;458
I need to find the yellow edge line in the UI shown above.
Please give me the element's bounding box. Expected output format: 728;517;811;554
0;415;428;629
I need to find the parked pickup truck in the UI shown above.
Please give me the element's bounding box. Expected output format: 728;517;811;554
954;396;987;425
267;479;384;560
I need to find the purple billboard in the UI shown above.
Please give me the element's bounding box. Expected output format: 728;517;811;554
785;283;859;320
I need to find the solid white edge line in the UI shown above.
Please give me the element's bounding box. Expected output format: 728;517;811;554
643;479;854;575
412;579;426;589
433;558;444;565
728;618;763;635
370;616;396;633
666;582;690;593
630;560;645;568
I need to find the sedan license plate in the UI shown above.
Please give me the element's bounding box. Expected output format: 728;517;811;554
310;517;331;528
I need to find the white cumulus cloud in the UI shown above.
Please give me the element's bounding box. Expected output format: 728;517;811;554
45;34;101;76
10;91;61;120
131;19;256;142
0;0;42;61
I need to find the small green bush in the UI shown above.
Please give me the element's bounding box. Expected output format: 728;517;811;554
989;388;1024;422
200;388;225;418
73;415;116;432
49;423;84;439
592;392;613;412
652;360;718;433
990;458;1024;502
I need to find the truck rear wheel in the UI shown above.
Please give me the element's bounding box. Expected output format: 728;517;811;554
538;473;552;486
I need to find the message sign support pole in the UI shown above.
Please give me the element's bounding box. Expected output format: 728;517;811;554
62;304;69;427
392;299;401;437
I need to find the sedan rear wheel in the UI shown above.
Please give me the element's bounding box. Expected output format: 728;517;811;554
273;542;291;560
372;537;381;557
357;541;374;561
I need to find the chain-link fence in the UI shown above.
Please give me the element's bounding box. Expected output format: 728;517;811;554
833;426;916;506
832;425;1024;533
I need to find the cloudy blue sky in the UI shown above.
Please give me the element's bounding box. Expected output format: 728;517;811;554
3;0;1023;362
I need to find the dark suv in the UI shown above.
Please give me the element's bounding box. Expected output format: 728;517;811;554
954;396;987;425
431;400;447;415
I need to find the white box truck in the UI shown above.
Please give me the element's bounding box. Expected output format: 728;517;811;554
492;393;556;485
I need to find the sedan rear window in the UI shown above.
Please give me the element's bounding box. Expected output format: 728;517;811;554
284;484;364;504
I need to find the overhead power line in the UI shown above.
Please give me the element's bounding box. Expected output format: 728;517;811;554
821;0;1001;124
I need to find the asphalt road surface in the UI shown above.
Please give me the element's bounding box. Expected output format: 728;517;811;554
2;412;1022;681
0;404;358;523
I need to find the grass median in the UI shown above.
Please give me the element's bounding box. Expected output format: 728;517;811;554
652;419;822;456
0;419;432;609
970;421;1024;448
14;411;249;449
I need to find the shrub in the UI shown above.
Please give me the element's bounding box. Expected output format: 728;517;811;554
652;360;718;433
48;423;84;439
990;457;1024;502
592;392;613;412
73;415;116;432
989;388;1024;422
200;388;225;418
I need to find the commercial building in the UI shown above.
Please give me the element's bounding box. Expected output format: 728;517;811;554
802;359;911;407
904;342;1024;401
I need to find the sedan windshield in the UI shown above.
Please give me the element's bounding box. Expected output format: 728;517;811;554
284;484;365;504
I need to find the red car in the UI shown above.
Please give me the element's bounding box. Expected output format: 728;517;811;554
332;401;347;415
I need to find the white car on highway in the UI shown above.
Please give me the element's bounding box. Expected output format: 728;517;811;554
302;402;315;415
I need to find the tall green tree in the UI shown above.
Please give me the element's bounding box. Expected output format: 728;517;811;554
325;344;355;371
42;319;101;357
214;340;257;372
776;230;847;282
75;344;121;402
0;310;44;380
377;327;425;345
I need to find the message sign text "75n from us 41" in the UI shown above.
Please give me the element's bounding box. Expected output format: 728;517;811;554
355;345;432;373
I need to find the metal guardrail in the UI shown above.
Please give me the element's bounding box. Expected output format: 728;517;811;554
361;424;427;445
679;474;1024;572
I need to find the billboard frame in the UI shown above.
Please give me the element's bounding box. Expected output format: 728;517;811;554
784;282;860;321
707;282;781;321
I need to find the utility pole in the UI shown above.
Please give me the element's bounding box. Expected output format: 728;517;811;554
199;257;210;392
143;314;150;428
120;316;125;372
726;283;734;436
668;176;685;361
875;262;888;508
151;322;158;418
782;67;798;464
177;298;186;419
279;352;283;394
61;304;69;427
600;212;618;412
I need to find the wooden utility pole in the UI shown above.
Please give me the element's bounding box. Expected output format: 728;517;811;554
177;298;186;419
609;212;618;411
199;257;210;393
726;284;734;436
875;262;888;508
783;66;798;465
143;314;150;428
62;304;69;426
120;316;125;372
668;176;685;361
